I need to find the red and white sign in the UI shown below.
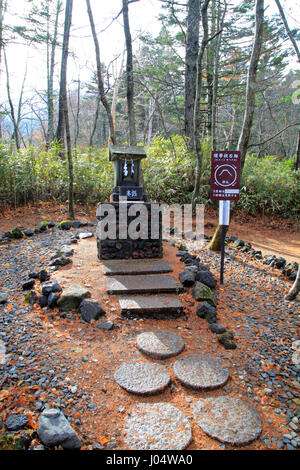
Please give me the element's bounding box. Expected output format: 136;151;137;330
210;151;241;200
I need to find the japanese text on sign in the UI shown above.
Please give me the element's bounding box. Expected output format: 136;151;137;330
210;151;241;201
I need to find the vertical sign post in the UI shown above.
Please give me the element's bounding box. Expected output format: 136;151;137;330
210;151;241;284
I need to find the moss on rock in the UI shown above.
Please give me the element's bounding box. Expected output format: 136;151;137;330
218;331;237;350
37;220;49;232
192;282;216;306
60;220;72;230
11;228;23;239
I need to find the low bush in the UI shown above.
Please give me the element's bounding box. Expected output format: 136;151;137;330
0;138;298;219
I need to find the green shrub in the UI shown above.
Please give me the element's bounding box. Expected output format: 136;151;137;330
239;154;300;219
0;139;299;220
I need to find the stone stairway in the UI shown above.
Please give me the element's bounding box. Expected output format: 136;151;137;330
102;259;262;450
113;329;262;450
103;259;184;316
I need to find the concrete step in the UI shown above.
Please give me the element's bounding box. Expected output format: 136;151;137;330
119;295;184;316
106;274;183;295
103;260;172;276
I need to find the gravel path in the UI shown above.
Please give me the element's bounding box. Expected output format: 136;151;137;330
0;225;299;450
0;226;99;448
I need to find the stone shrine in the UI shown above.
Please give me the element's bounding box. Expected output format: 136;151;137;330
96;145;162;260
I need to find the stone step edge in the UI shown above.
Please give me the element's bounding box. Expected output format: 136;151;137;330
119;295;184;315
103;261;173;276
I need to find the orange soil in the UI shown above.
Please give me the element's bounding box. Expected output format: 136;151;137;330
20;239;297;450
0;202;299;450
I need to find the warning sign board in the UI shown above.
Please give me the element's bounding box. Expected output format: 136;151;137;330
210;151;241;200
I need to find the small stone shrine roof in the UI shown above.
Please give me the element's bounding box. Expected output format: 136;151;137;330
109;145;147;161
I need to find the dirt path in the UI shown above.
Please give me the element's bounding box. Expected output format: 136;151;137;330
204;210;300;264
0;203;299;263
0;211;299;450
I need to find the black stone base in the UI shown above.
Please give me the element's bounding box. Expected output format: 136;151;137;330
96;202;162;260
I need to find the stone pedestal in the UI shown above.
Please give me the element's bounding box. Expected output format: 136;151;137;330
96;202;162;260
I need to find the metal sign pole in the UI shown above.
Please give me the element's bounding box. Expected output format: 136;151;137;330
210;150;240;285
219;200;230;284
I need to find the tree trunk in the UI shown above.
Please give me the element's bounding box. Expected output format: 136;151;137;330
56;0;74;216
64;94;74;219
285;266;300;301
209;0;264;251
111;48;125;136
0;0;5;139
86;0;116;145
296;129;300;171
46;0;61;148
0;0;4;74
206;0;216;138
123;0;136;145
237;0;265;170
225;107;237;149
191;0;210;211
275;0;300;63
56;0;73;150
89;95;101;148
4;49;20;150
73;78;81;147
184;0;200;148
211;0;226;150
145;96;155;147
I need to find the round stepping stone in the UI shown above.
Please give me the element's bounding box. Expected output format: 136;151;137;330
123;403;192;450
136;330;185;359
193;396;262;446
173;354;229;390
114;362;171;395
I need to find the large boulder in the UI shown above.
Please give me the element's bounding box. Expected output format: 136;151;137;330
49;256;72;268
218;331;237;350
179;269;196;287
196;270;217;289
37;408;82;449
22;279;35;291
47;292;59;309
263;254;276;265
196;301;217;323
57;285;91;311
233;239;244;249
59;221;72;230
36;221;48;232
282;261;298;277
5;414;28;431
192;282;216;306
23;228;35;237
209;323;226;334
79;300;105;323
11;227;23;239
42;280;62;296
274;257;286;269
55;245;74;258
0;292;8;304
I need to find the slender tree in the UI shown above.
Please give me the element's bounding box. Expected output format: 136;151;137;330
86;0;116;145
4;49;20;149
56;0;74;218
0;0;7;138
211;0;227;149
209;0;265;251
275;0;300;63
191;0;210;210
46;0;62;148
237;0;265;170
184;0;200;147
122;0;136;145
275;0;300;171
56;0;73;148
